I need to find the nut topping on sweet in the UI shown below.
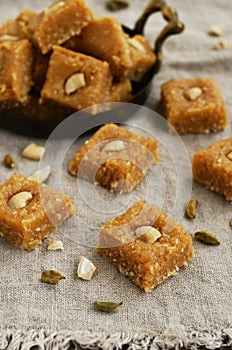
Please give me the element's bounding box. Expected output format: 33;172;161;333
226;151;232;161
44;1;65;15
0;84;6;93
128;38;146;53
65;73;86;95
8;191;33;209
135;226;161;244
184;87;202;101
102;140;125;152
0;35;19;42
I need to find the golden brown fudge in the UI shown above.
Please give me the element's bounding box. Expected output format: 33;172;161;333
127;35;156;81
192;138;232;200
107;79;132;102
0;18;24;41
161;78;227;134
34;0;96;54
64;16;132;77
0;11;40;42
96;200;194;292
16;9;41;41
0;40;33;108
69;123;160;193
41;46;112;110
0;174;74;250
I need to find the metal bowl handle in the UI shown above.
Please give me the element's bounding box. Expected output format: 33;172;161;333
132;0;184;74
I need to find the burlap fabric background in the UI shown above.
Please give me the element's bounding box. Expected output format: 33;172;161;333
0;0;231;349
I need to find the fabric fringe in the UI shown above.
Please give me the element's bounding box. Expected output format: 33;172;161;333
0;324;231;350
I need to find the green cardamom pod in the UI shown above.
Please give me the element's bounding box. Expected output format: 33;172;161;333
4;154;16;168
106;0;129;12
194;231;220;245
185;199;198;219
93;301;123;312
41;270;65;284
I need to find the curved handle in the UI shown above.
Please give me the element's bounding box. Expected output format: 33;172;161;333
130;0;184;74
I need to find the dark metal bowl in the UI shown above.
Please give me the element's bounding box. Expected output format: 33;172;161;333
124;0;184;103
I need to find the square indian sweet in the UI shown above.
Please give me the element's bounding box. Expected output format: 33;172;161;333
192;137;232;200
0;174;74;250
41;46;112;110
64;16;132;78
96;200;194;292
69;123;160;193
33;0;96;54
64;16;156;80
0;39;33;108
161;77;227;134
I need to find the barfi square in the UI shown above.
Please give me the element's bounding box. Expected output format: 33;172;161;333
0;174;74;250
0;40;33;108
127;35;156;81
161;77;227;134
96;200;194;292
34;0;96;53
192;138;232;200
0;10;40;42
64;16;132;77
16;9;41;41
69;123;160;193
0;18;24;41
41;46;112;110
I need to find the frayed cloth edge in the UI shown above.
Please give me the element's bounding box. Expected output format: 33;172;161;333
0;324;231;350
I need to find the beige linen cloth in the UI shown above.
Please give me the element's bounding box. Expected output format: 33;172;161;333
0;0;231;349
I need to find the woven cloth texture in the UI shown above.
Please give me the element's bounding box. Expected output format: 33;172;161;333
0;0;231;348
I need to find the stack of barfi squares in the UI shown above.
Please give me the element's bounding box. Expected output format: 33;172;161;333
0;0;156;120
